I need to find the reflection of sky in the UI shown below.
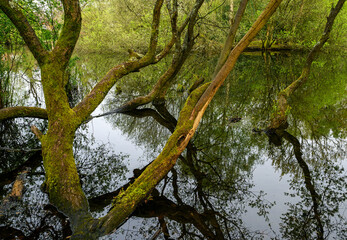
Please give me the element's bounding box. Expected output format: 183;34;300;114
87;96;146;180
245;136;347;238
10;68;44;108
245;158;294;237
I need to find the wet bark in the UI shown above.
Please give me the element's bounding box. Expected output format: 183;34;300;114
269;0;345;129
0;168;30;218
0;150;41;191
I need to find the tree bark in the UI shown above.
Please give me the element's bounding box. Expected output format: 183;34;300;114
212;0;249;78
0;106;47;120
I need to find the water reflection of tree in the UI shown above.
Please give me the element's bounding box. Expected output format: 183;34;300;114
265;129;347;239
0;123;128;239
97;104;274;239
83;43;347;239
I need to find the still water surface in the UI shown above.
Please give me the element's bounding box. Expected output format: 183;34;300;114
1;50;346;239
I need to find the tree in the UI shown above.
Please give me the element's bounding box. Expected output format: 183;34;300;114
268;0;345;131
0;0;284;238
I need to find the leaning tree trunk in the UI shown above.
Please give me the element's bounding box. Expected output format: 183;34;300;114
269;0;346;130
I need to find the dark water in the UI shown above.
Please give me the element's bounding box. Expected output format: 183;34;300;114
0;50;346;239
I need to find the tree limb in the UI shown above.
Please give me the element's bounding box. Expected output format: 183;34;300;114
140;0;164;62
52;0;82;66
0;106;48;121
0;0;48;65
212;0;249;77
116;0;205;112
72;0;165;123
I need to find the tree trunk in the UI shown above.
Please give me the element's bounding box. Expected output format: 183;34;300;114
269;0;346;129
0;0;285;238
212;0;249;78
38;64;93;229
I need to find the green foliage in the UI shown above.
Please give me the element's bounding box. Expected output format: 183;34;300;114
77;0;172;53
0;0;63;50
270;0;347;48
0;10;22;47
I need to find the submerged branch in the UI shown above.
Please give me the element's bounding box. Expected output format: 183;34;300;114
0;168;30;216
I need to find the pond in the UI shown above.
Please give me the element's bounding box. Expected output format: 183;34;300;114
1;49;346;239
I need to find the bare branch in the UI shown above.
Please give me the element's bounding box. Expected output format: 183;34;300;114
31;125;43;140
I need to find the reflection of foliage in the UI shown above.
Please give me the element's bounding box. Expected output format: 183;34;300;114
104;107;276;239
0;118;45;173
281;161;347;239
73;125;128;199
0;48;43;108
289;52;347;138
1;174;71;240
1;122;129;238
